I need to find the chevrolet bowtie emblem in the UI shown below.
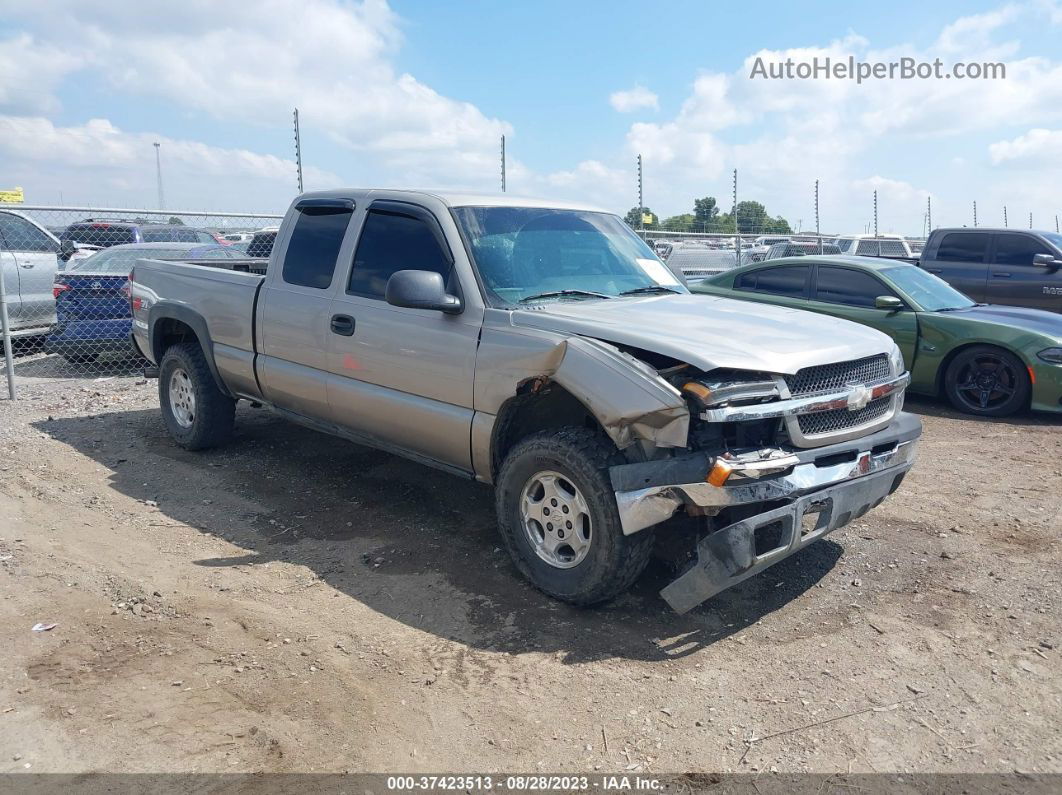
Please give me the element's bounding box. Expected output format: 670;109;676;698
846;384;872;411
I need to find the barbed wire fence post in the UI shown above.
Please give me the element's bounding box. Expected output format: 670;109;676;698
973;201;978;228
815;179;821;254
0;259;15;399
732;169;741;263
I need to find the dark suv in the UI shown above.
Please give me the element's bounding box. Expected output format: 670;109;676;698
919;228;1062;313
60;220;219;250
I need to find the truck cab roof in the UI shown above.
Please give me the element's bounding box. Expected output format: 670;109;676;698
296;188;609;213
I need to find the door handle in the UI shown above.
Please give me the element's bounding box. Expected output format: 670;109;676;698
330;313;355;336
993;272;1011;278
18;262;33;269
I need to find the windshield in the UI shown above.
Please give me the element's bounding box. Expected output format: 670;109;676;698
883;265;975;311
70;246;197;273
1041;232;1062;251
453;207;687;304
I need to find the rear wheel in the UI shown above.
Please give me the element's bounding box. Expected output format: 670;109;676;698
943;345;1029;417
495;427;654;606
159;342;235;450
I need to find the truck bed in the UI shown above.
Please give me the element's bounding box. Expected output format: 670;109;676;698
130;258;265;398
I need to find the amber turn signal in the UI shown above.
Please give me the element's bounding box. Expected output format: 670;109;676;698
682;381;712;403
706;458;733;487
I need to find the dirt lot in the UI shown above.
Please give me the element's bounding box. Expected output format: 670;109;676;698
1;363;1060;776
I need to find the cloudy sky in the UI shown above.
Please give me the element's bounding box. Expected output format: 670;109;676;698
2;0;1062;234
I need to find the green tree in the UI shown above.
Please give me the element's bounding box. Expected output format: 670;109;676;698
623;207;657;228
731;201;792;234
660;213;695;231
167;216;185;225
693;196;720;228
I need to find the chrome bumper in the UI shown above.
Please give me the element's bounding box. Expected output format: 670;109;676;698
615;437;917;536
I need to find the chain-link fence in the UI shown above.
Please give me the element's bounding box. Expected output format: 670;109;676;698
0;205;281;398
642;231;924;282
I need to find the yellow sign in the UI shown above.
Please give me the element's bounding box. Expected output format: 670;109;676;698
641;213;653;225
0;187;24;203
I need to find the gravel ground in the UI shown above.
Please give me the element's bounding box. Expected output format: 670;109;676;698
0;359;1060;776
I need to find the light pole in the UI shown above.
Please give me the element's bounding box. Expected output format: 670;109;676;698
153;142;165;211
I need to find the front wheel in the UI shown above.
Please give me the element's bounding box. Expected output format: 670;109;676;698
159;342;235;450
943;345;1030;417
495;427;654;606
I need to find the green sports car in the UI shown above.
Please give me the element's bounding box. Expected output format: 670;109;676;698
691;255;1062;417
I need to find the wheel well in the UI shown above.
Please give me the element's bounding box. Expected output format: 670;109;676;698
934;342;1029;398
152;318;201;363
491;383;611;478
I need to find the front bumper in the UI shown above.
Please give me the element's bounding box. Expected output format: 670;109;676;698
609;412;922;613
611;411;921;536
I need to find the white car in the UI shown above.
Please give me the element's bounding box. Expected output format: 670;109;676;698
833;234;914;258
0;209;63;335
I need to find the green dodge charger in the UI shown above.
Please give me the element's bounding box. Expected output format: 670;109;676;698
692;255;1062;417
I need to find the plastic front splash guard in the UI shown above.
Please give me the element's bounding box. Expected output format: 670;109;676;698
659;466;908;614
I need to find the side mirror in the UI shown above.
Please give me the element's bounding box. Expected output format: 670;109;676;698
385;270;462;314
875;295;904;311
59;239;77;261
1033;253;1060;269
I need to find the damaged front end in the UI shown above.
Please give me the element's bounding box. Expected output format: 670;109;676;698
599;347;920;613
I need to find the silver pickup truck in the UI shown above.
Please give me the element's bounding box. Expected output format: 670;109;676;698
130;190;921;613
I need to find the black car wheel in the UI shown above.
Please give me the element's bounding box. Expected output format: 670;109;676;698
943;345;1029;417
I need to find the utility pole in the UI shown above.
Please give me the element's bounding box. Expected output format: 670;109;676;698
637;154;644;233
500;135;506;193
1003;205;1008;228
814;179;821;253
293;108;304;194
873;190;878;237
973;201;978;228
153;142;165;211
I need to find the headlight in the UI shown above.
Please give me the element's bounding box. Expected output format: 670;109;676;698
1038;347;1062;365
888;343;905;375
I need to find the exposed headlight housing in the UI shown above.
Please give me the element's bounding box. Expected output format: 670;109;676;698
1037;347;1062;365
888;343;905;375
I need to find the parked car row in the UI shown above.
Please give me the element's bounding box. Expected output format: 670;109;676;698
0;207;273;358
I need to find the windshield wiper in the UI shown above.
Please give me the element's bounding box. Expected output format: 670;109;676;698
518;289;613;303
618;285;683;296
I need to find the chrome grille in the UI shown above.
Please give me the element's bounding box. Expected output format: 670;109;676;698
797;396;892;437
785;354;891;397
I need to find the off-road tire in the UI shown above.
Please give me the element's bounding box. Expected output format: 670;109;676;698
495;427;654;606
159;342;235;450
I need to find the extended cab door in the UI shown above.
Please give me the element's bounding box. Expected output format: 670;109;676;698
807;264;918;367
325;199;482;472
922;231;989;302
987;232;1062;312
729;263;812;308
0;211;60;329
256;199;355;419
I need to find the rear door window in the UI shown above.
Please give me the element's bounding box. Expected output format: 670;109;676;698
736;265;809;297
993;233;1053;267
348;210;451;299
814;266;895;308
936;233;988;263
281;206;352;289
0;213;56;252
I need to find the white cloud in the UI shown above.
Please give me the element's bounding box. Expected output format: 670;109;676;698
609;85;659;113
0;115;340;210
0;34;82;115
3;0;511;188
988;127;1062;164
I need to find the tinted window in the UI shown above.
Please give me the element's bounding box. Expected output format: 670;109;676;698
815;266;895;308
993;233;1053;267
196;231;216;244
936;232;988;263
247;231;276;258
141;227;198;243
0;213;56;252
879;240;908;257
855;240;878;255
737;265;808;297
280;207;351;289
61;223;136;247
349;210;451;299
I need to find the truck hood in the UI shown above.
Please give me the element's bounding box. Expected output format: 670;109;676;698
511;293;893;375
